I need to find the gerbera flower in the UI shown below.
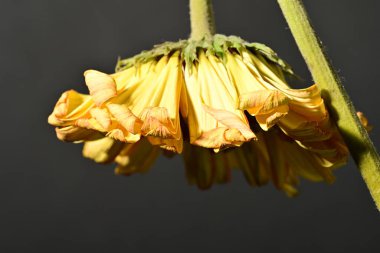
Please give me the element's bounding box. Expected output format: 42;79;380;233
48;34;348;196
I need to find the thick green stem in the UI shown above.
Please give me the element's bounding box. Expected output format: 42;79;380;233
189;0;215;40
277;0;380;210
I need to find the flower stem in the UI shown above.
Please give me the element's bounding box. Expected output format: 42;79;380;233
277;0;380;210
189;0;215;40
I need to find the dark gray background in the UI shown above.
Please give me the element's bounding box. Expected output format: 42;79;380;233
1;0;379;252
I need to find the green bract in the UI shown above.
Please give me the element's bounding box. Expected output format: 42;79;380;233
115;34;293;75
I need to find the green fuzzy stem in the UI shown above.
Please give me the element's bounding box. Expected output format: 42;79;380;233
277;0;380;210
190;0;215;40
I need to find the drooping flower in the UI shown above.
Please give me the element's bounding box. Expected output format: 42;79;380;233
48;35;349;196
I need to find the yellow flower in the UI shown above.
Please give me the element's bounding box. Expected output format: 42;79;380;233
48;36;348;196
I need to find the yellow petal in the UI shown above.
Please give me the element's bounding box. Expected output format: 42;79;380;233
107;103;142;134
243;51;289;90
114;138;161;175
239;90;289;115
140;107;176;138
84;70;117;106
225;51;271;95
109;53;184;152
202;105;256;140
183;51;253;149
183;143;215;189
82;137;124;164
106;128;141;143
255;106;289;131
75;118;106;132
213;152;231;184
111;61;154;92
225;134;270;187
55;126;103;142
271;128;336;184
263;128;299;195
90;107;112;130
193;127;234;149
48;90;93;126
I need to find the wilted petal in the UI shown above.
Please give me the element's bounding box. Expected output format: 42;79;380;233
239;90;289;115
193;127;234;150
90;108;112;130
55;126;103;142
278;111;332;142
75;118;106;132
84;70;117;106
202;105;256;141
107;104;142;134
183;52;253;150
225;51;272;94
357;111;373;132
242;51;289;90
271;128;336;184
106;128;141;143
276;83;348;165
140;107;176;138
255;108;289;131
110;52;184;152
48;90;93;126
47;42;350;194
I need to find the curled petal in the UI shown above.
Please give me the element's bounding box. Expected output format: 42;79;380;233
106;128;141;143
75;118;106;132
193;127;236;150
107;104;142;134
279;111;332;142
48;90;93;126
202;105;256;141
256;108;289;131
84;70;117;106
50;91;71;118
239;89;289;131
239;90;289;115
282;84;321;102
90;108;112;130
268;128;336;185
55;126;103;142
140;107;176;138
139;107;183;153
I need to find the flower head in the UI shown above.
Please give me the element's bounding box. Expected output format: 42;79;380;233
48;35;348;196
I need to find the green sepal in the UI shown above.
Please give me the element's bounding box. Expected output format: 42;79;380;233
182;38;214;68
115;40;186;72
115;34;294;76
245;42;294;75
